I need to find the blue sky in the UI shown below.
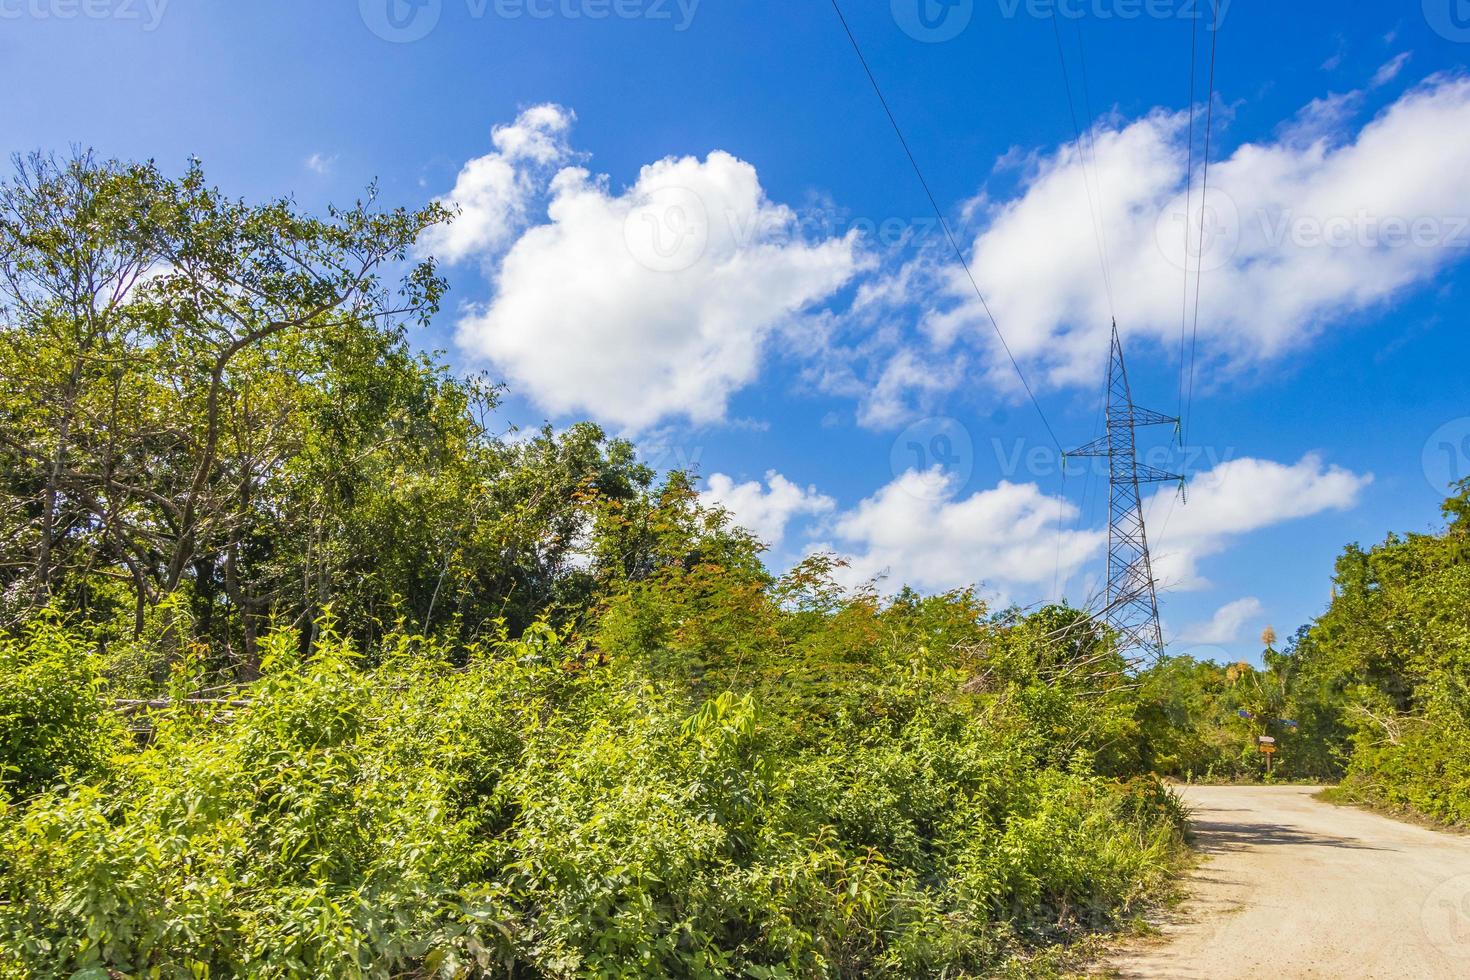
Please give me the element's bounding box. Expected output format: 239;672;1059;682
7;0;1470;664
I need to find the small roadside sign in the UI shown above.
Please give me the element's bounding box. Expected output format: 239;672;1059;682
1257;735;1279;772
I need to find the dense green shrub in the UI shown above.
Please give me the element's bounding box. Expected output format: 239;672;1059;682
1290;485;1470;825
0;616;122;801
0;604;1186;978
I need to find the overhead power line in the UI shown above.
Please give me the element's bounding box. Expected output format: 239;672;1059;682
1178;9;1199;422
1183;0;1221;447
1050;10;1115;316
827;0;1062;454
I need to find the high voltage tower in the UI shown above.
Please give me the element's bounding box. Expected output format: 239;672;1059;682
1066;322;1185;660
824;0;1210;659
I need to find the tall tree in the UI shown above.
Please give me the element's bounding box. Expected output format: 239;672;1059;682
0;152;447;657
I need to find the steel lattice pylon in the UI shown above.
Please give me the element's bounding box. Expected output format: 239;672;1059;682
1066;321;1185;660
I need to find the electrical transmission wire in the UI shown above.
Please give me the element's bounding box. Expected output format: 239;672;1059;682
827;0;1063;454
1050;11;1115;316
1047;11;1121;612
1156;5;1223;555
1072;18;1113;281
1052;466;1069;602
1177;10;1199;423
1183;0;1221;447
1059;359;1109;602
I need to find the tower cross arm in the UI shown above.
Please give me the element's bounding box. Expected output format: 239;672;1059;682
1135;463;1185;485
1130;406;1181;428
1065;436;1111;458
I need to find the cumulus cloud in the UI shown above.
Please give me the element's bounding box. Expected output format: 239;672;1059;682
701;471;835;548
304;152;336;176
816;471;1105;599
895;73;1470;390
857;348;970;430
417;104;575;265
1180;596;1264;645
455;147;865;430
798;452;1367;607
1148;454;1372;589
425;75;1470;436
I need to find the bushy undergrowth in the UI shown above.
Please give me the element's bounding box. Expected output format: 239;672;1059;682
0;606;1186;979
1289;488;1470;827
1331;718;1470;828
0;617;122;801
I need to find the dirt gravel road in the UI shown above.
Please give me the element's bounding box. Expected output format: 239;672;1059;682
1104;784;1470;979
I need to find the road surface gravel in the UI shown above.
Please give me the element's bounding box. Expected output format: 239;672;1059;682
1104;784;1470;979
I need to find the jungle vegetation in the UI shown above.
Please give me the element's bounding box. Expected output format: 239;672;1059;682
0;152;1462;978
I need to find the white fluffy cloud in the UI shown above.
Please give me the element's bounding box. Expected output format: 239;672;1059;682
434;107;866;431
428;77;1470;435
914;73;1470;388
1147;454;1372;589
857;348;970;430
417;104;575;265
816;470;1105;598
792;452;1367;606
701;471;835;548
1180;596;1264;645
